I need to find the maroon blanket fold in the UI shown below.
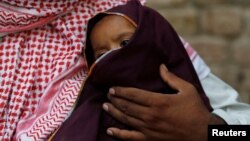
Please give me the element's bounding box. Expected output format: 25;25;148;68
52;0;212;140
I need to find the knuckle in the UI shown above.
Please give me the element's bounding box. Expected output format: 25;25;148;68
142;112;155;123
185;83;197;94
127;88;137;98
116;87;136;99
125;134;134;141
116;132;124;139
114;87;123;95
145;93;158;106
152;95;167;107
121;114;129;124
120;103;129;114
145;98;153;106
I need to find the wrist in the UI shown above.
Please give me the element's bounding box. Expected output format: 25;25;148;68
194;112;226;141
209;113;227;125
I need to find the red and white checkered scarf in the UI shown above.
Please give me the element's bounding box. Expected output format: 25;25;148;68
0;0;208;140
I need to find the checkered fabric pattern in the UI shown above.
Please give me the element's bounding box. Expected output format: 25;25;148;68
0;0;208;140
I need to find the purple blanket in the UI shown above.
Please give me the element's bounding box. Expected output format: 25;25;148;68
52;0;212;140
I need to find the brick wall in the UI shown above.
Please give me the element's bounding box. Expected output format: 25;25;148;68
147;0;250;103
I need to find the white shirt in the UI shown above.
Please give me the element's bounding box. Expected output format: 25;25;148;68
190;47;250;124
201;73;250;124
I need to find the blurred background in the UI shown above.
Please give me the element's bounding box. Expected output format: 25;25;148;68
146;0;250;103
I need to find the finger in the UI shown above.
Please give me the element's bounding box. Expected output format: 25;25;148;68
109;87;161;106
107;127;145;141
159;64;190;93
103;103;145;128
108;95;149;120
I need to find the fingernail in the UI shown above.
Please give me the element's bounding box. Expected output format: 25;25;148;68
103;103;109;111
161;64;168;71
109;88;115;95
107;129;113;136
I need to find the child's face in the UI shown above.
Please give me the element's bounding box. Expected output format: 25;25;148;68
90;15;136;59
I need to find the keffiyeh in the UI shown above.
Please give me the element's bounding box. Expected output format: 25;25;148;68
0;0;209;140
0;0;145;140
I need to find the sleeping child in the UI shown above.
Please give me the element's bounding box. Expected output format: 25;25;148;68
52;0;212;140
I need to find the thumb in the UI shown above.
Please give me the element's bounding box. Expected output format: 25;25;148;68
159;64;188;93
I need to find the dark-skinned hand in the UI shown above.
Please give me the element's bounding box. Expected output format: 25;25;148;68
103;64;225;141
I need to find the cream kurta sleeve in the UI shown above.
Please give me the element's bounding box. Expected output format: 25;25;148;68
201;73;250;124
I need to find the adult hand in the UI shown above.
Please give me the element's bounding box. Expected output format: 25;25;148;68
103;64;225;141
